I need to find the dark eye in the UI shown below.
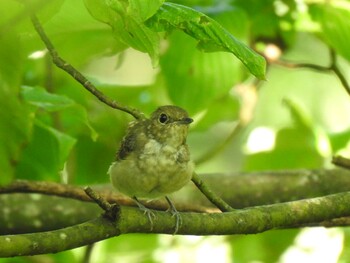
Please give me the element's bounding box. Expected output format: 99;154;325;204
159;113;168;124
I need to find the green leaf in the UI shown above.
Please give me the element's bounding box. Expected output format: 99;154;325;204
0;0;64;35
15;120;76;181
310;4;350;62
20;0;65;23
44;0;123;67
21;86;75;111
147;2;266;79
21;85;98;141
160;31;242;113
84;0;162;66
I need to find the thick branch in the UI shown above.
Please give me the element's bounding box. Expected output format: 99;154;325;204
2;169;350;235
2;191;350;257
0;216;118;257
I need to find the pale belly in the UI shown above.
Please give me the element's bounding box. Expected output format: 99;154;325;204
108;140;194;199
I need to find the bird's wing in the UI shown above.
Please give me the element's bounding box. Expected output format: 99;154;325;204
116;120;148;161
116;132;136;160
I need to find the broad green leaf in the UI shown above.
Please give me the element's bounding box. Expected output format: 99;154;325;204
84;0;162;66
310;4;350;62
160;31;242;113
110;16;160;65
61;106;98;142
147;2;266;79
108;0;165;21
234;0;298;46
15;120;76;181
21;86;75;111
0;0;64;35
21;85;98;141
19;0;65;23
160;6;248;113
44;0;123;67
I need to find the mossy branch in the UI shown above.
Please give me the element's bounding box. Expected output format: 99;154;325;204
2;169;350;235
2;190;350;257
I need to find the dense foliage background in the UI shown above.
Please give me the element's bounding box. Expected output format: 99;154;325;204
1;0;350;262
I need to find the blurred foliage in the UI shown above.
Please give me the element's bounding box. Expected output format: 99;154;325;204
1;0;350;262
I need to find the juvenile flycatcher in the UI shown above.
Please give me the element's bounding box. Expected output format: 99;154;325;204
108;105;194;233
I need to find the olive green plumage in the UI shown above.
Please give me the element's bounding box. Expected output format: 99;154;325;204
108;105;194;199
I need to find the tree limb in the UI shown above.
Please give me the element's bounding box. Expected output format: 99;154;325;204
2;190;350;257
2;169;350;235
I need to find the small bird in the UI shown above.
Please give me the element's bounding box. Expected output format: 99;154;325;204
108;105;195;233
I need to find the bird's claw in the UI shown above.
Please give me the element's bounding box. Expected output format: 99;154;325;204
133;197;156;231
166;196;182;234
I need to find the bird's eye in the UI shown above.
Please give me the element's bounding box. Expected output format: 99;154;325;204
159;113;168;124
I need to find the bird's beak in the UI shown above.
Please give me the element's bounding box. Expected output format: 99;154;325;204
177;117;193;125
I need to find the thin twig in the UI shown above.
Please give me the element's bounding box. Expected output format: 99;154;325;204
274;59;330;72
82;244;95;263
29;14;144;120
84;187;115;212
329;49;350;96
191;173;234;212
84;187;119;219
272;48;350;97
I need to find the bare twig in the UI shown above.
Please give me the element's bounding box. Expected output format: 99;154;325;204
329;49;350;96
83;244;95;263
30;14;144;120
191;173;234;212
272;48;350;97
84;186;119;220
84;187;115;212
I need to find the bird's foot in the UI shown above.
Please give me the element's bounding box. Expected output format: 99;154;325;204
133;197;156;231
165;196;182;235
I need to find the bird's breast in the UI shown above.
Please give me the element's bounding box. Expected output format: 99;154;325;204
138;139;188;174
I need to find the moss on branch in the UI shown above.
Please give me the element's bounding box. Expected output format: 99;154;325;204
2;190;350;257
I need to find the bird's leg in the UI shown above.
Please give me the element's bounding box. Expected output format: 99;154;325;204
133;196;156;230
165;196;182;234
